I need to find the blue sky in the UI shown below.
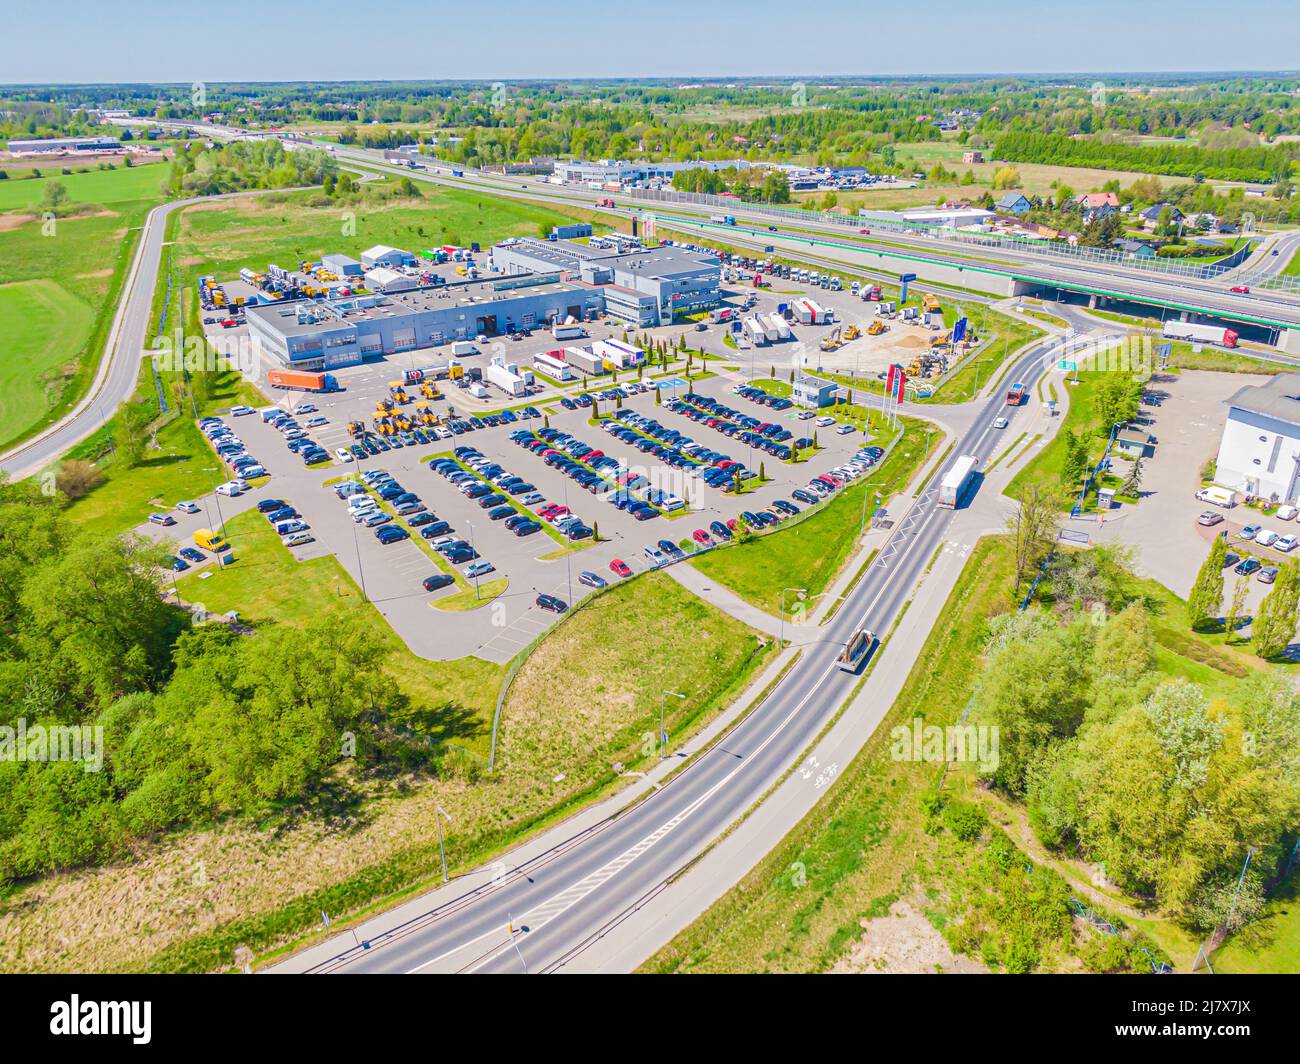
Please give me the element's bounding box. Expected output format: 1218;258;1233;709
7;0;1299;83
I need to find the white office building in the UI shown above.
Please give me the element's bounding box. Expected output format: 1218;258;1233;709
1214;373;1300;502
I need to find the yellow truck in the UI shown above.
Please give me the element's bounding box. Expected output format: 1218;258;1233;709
194;528;229;553
843;324;861;340
921;293;941;314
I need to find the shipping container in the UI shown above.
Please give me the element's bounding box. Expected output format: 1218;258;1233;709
267;369;339;393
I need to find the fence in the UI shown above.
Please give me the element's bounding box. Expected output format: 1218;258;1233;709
627;187;1260;283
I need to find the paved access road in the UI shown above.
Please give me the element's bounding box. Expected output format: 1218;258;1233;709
296;331;1101;975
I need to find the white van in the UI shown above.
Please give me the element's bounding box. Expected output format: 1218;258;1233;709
1195;485;1236;508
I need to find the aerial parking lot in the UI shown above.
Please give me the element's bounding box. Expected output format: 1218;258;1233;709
136;369;889;662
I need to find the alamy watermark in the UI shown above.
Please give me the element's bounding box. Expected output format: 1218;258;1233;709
889;716;999;773
0;718;103;773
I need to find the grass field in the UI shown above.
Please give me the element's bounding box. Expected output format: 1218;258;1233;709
0;278;95;443
0;160;168;213
1006;369;1106;500
0;188;162;449
690;417;931;615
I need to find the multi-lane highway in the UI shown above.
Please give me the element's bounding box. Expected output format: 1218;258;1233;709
293;330;1100;975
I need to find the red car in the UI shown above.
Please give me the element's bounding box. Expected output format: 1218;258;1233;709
858;228;871;235
693;529;714;546
1230;285;1250;294
609;558;632;578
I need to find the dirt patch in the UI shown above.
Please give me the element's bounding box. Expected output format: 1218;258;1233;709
0;212;36;232
831;898;986;974
75;269;113;279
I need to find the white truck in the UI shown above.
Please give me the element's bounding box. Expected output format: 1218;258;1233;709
552;322;587;340
937;454;979;509
1162;321;1239;348
837;627;878;673
451;340;478;356
485;360;526;397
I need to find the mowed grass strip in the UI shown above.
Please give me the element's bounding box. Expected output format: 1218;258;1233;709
0;279;95;441
0;160;169;213
689;418;932;615
642;538;1018;974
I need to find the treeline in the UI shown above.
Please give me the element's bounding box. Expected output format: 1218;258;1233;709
975;550;1300;935
993;131;1298;183
0;478;439;884
671;166;791;203
164;139;335;197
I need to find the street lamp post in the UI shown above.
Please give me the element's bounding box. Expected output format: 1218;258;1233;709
466;520;480;600
435;805;453;883
660;690;686;760
780;586;807;649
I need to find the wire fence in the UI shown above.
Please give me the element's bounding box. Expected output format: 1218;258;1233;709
628;187;1260;283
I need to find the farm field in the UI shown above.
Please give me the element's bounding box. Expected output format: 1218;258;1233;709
0;278;95;445
0;197;158;450
0;159;168;212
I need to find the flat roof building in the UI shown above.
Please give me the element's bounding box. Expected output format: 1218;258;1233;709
6;136;122;154
1214;372;1300;503
360;245;416;270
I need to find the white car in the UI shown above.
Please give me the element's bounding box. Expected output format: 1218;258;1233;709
335;448;355;463
175;500;200;514
1275;533;1299;552
307;416;329;427
282;531;315;547
1255;528;1280;547
230;405;254;417
1276;505;1298;522
993;416;1009;429
816;416;837;427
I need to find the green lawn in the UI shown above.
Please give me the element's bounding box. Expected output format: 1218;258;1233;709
1006;369;1106;500
0;278;95;443
0;199;159;450
0;160;169;213
690;417;932;615
1211;876;1300;974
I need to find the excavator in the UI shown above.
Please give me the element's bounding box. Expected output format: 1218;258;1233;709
819;326;844;353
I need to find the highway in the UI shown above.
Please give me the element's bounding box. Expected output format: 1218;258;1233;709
318;142;1300;338
297;330;1096;974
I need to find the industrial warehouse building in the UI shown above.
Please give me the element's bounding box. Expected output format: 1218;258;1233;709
492;238;721;326
360;245;417;269
6;136;122;154
1213;373;1300;503
245;273;605;370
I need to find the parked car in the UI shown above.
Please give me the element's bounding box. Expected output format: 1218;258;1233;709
422;574;455;592
1276;533;1299;553
148;512;176;527
578;571;607;590
1197;511;1224;527
1259;565;1280;583
178;547;205;564
464;561;495;579
283;531;314;547
1255;528;1280;547
1236;523;1262;540
1276;505;1299;521
175;501;200;514
1235;557;1262;576
610;558;632;578
536;593;568;614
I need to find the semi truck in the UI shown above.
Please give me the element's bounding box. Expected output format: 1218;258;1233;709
564;347;606;376
937;454;979;509
1162;321;1239;348
267;369;340;393
837;627;879;673
710;214;736;225
743;316;770;346
1006;383;1028;406
485;360;526;397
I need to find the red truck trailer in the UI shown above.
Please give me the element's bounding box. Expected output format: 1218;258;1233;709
267;369;340;393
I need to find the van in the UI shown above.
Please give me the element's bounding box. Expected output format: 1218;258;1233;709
194;528;230;552
1195;485;1236;508
215;481;242;497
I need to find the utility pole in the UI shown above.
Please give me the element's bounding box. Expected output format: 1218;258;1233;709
660;689;686;759
435;805;453;883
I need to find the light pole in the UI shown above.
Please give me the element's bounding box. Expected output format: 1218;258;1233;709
660;689;686;760
435;805;453;883
466;519;480;599
780;586;806;649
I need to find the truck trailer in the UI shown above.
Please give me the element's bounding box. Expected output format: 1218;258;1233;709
552;323;587;341
837;627;878;673
1162;321;1238;348
937;454;979;509
267;369;340;393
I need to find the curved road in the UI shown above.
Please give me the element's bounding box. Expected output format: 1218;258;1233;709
297;330;1101;974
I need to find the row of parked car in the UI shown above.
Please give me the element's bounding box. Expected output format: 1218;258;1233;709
668;394;807;460
200;415;269;484
432;449;553;539
255;496;314;546
734;385;795;413
257;405;331;467
554;384;654;414
607;409;760;493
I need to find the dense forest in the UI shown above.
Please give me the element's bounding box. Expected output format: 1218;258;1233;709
0;477;435;884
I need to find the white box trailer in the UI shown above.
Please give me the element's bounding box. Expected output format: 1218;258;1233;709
938;454;979;509
794;300;816;325
486;361;526;397
804;298;832;324
1162;320;1239;348
565;347;606;375
760;315;782;342
552;323;587;340
768;313;793;340
451;340;478;356
591;337;644;368
743;316;770;346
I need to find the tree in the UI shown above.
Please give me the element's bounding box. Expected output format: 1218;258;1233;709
992;166;1021;190
55;460;105;500
41;179;70;211
1006;484;1060;596
1120;457;1144;498
1225;572;1251;642
1060;429;1088;488
1186;535;1227;630
1093;603;1156;685
1252;560;1300;658
1092;375;1143;436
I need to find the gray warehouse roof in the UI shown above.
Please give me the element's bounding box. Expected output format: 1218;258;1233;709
1225;372;1300;430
